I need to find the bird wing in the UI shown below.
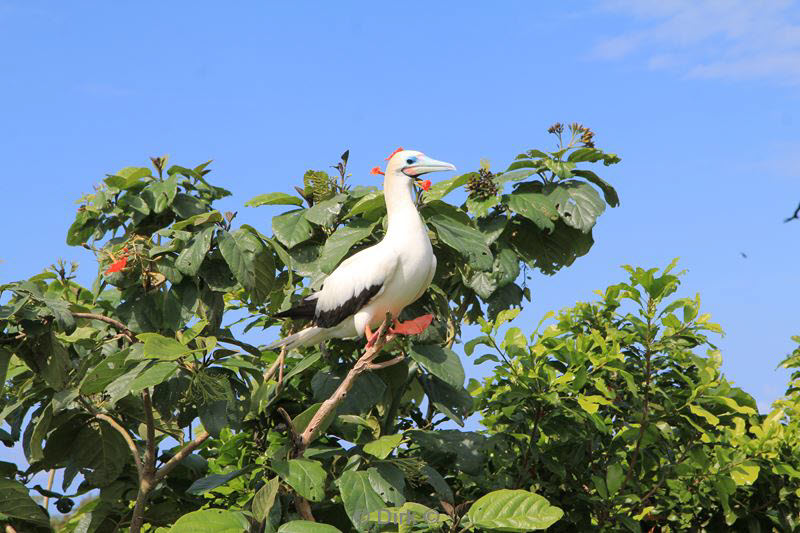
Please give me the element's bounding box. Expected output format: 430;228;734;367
312;245;398;328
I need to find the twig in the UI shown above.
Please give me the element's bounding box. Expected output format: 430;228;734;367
295;495;315;521
142;389;156;476
96;414;143;478
43;468;56;509
296;314;401;456
72;312;137;341
153;431;210;482
263;346;286;383
0;333;25;345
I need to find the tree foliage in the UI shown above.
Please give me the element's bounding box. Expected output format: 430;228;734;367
474;264;800;531
2;125;796;532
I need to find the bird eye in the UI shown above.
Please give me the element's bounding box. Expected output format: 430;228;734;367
406;158;415;165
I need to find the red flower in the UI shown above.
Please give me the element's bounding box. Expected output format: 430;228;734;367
419;180;432;191
370;166;385;176
105;256;127;275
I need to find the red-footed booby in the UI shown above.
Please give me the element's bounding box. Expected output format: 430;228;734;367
267;149;456;350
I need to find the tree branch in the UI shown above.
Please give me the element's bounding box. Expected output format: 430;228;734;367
153;431;210;483
43;468;56;510
295;495;315;521
96;414;143;478
0;333;25;345
296;314;401;456
142;389;156;476
72;312;137;341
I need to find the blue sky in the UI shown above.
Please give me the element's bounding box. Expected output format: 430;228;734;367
2;0;800;498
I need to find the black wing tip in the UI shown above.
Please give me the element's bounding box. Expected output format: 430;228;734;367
314;283;382;328
273;298;316;321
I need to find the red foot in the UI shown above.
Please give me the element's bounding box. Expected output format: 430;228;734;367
389;314;434;335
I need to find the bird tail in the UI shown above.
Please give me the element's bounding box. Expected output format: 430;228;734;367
265;327;327;351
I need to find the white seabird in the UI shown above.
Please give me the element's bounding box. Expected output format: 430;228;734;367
267;149;456;350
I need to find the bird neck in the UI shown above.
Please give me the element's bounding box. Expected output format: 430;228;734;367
384;171;423;238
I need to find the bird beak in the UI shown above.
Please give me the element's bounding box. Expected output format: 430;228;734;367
402;154;457;177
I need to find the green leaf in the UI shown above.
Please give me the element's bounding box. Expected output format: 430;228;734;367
730;461;760;485
291;402;335;436
304;195;345;226
465;489;564;531
571;169;619;207
506;188;558;232
170;509;250;533
424;173;471;201
544;181;605;233
273;459;327;502
408;430;486;476
363;434;404;460
218;226;275;304
199;399;228;438
427;212;493;271
139;333;196;360
317;220;376;274
345;191;385;219
252;477;280;523
410;344;465;389
73;421;129;486
338;470;386;533
105;166;151;189
0;478;51;526
79;348;133;394
129;362;177;392
606;463;624;495
186;468;249;495
272;209;314;248
67;209;98;246
147;175;180;213
466;194;499;218
175;225;215;276
171;210;223;231
420;374;472;426
278;521;342;533
420;465;454;504
246;192;304;207
366;466;405;506
689;404;720;426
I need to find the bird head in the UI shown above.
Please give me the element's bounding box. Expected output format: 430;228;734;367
383;149;456;190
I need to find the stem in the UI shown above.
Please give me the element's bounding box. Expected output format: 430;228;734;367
142;389;156;476
43;468;56;510
96;414;143;478
72;312;136;341
153;431;210;482
0;333;25;344
295;495;315;521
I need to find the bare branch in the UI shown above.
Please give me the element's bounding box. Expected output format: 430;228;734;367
96;414;143;478
296;314;396;456
43;468;56;510
153;431;210;483
367;354;406;370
